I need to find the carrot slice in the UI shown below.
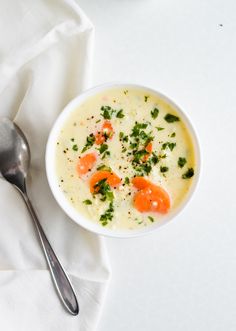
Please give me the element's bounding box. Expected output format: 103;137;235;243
106;173;121;187
134;185;170;214
132;177;151;190
95;121;114;145
90;171;111;192
77;153;97;176
133;188;152;212
90;170;121;193
143;142;153;161
95;132;105;145
148;185;170;213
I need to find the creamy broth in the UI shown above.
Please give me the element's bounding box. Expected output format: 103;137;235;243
55;87;195;230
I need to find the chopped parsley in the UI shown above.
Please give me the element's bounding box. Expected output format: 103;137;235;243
130;122;148;137
128;122;156;175
135;162;152;175
124;177;130;184
83;199;92;205
97;164;112;171
159;153;167;159
151;152;159;165
102;151;110;159
100;106;115;119
170;132;176;137
156;127;164;131
116;109;125;118
101;106;125;120
133;150;149;163
97;144;110;159
144;95;149;102
98;143;108;154
148;216;154;222
162;142;176;151
100;202;114;226
160;166;169;173
182;168;194;179
72;144;78;151
119;132;129;142
94;179;114;202
81;133;95;153
164;113;180;123
178;157;187;168
151;108;159;119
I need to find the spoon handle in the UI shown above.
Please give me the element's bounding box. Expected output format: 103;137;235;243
22;193;79;316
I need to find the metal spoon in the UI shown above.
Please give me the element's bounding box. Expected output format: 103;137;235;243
0;117;79;316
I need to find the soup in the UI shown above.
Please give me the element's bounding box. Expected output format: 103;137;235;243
55;87;195;230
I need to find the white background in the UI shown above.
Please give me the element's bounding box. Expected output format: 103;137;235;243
79;1;236;330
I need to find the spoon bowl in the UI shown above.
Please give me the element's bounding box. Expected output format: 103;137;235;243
0;118;29;191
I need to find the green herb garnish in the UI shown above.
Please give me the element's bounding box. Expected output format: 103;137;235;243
94;179;114;202
151;152;159;165
162;142;176;151
119;132;128;142
98;143;108;154
102;151;110;159
133;150;149;163
148;216;154;222
97;164;112;171
116;109;125;118
135;163;152;175
178;157;187;168
71;138;75;142
124;177;130;184
72;144;78;151
151;108;159;119
100;202;114;225
160;166;169;173
100;106;114;119
144;95;149;102
182;168;194;179
164;113;180;123
81;134;95;153
156;127;164;131
130;122;148;137
83;199;92;205
170;132;176;137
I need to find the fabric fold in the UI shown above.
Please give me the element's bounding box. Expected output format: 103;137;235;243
0;1;110;330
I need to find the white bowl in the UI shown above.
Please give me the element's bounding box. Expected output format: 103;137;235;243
46;83;201;238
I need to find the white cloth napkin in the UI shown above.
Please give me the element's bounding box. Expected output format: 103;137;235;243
0;1;111;330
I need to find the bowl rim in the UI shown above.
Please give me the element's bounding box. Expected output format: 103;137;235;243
45;82;201;238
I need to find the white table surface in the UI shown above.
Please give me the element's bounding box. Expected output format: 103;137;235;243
78;1;236;330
